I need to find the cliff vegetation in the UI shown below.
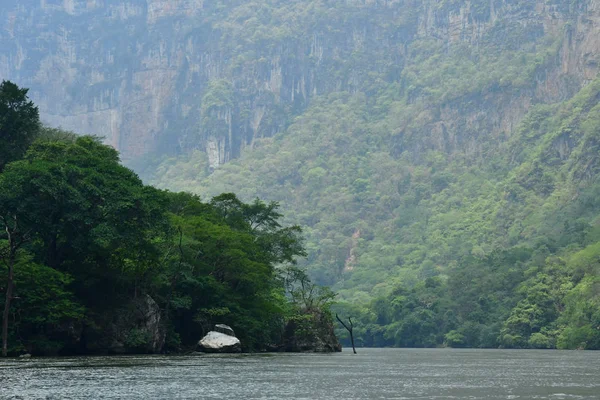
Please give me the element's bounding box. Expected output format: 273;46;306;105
142;1;600;349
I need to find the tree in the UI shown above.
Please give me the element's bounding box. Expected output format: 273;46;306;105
283;266;335;311
10;136;166;269
1;255;84;355
0;135;170;333
336;314;357;354
0;81;40;171
210;194;306;265
1;214;30;356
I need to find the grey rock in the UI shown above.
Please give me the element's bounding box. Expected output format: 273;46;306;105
197;331;241;353
214;324;236;337
283;310;342;353
106;294;166;354
141;295;164;353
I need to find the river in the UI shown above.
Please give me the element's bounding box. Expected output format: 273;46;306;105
1;348;599;399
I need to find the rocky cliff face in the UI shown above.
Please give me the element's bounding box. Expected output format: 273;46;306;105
1;1;599;166
282;309;342;353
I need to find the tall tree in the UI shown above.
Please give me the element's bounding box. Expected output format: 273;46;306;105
0;136;169;326
1;214;30;356
0;81;39;171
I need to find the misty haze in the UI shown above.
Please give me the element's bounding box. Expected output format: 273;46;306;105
1;1;600;399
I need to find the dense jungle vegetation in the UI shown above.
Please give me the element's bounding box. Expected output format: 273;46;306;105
2;0;599;352
140;1;600;349
149;75;600;351
0;81;334;356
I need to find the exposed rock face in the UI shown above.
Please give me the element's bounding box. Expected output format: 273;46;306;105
197;326;241;353
1;1;599;167
137;295;165;353
94;294;165;354
283;310;342;353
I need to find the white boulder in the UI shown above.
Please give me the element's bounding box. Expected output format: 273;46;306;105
197;331;241;353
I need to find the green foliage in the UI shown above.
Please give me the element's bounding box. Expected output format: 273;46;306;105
0;81;40;171
0;135;169;310
0;93;317;354
444;330;466;348
0;254;84;354
528;332;553;349
556;274;600;349
143;5;600;348
6;2;600;351
124;328;153;352
157;191;311;350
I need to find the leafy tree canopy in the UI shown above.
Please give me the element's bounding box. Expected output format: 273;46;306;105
0;80;39;171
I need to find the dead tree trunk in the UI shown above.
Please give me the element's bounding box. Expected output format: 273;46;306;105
336;313;357;354
1;215;29;357
2;252;14;357
164;227;184;328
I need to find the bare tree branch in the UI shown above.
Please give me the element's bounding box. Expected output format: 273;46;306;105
336;313;357;354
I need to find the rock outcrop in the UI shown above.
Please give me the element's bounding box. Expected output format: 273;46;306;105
282;310;342;353
213;324;236;337
87;294;166;354
197;324;241;353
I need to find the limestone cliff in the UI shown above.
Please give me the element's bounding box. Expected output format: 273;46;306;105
1;0;599;166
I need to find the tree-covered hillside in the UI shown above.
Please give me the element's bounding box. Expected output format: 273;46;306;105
142;1;600;349
3;0;599;350
0;81;337;356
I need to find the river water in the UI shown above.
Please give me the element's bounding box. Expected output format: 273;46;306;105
1;348;599;399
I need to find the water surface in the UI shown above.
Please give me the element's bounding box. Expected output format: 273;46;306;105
1;348;599;399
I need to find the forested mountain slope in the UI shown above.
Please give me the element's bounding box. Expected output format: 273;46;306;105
144;1;600;348
150;69;600;349
3;0;600;349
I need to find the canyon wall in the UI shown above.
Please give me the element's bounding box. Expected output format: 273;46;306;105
1;0;599;165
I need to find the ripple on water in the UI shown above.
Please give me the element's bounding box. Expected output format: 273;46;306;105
0;349;599;399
